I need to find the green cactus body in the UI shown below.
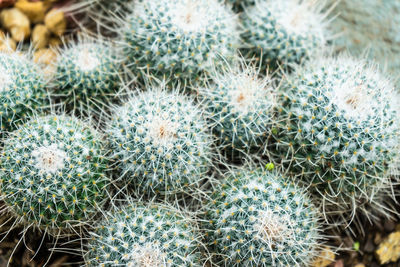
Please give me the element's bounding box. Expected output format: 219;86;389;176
204;168;320;266
107;90;212;195
274;56;400;213
53;41;120;112
0;52;48;133
241;0;326;68
86;203;202;267
0;115;110;231
201;64;275;156
122;0;239;87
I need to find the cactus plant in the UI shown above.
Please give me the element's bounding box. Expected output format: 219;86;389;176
201;62;276;157
273;56;400;215
241;0;327;69
85;202;202;266
0;115;110;232
52;39;121;113
204;167;320;266
0;51;48;133
106;89;212;196
121;0;239;88
327;0;400;89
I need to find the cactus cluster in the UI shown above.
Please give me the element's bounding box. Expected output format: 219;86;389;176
52;40;121;112
0;52;48;133
273;56;400;213
107;89;212;196
241;0;326;68
0;115;110;232
85;203;202;267
204;167;320;266
201;62;276;157
121;0;239;87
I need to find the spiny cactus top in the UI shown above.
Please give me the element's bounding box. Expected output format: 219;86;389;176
53;40;120;111
274;56;400;214
204;167;320;266
0;52;48;133
107;89;212;196
0;115;110;232
121;0;239;87
241;0;326;68
201;63;276;156
86;203;202;267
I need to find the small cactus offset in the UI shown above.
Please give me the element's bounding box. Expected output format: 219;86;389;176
52;39;121;112
0;115;110;232
204;166;320;266
0;52;48;133
201;62;276;157
121;0;239;88
273;56;400;214
107;89;212;196
85;202;202;266
241;0;327;68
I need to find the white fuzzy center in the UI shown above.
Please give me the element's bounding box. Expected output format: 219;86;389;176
254;210;293;242
169;1;208;32
127;245;165;267
74;48;100;72
32;144;67;173
146;114;178;146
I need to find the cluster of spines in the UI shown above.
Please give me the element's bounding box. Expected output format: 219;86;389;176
272;56;400;215
121;0;239;88
85;202;202;266
0;115;110;232
106;89;212;196
204;166;320;266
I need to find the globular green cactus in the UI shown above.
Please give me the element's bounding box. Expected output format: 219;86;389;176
204;167;320;266
121;0;239;88
241;0;327;68
85;203;202;267
201;62;276;157
106;89;212;196
0;52;48;133
273;56;400;215
0;115;110;232
52;39;121;112
327;0;400;89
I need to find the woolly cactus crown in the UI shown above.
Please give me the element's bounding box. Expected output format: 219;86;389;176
201;61;276;157
121;0;239;87
0;115;110;232
204;167;320;266
86;202;202;267
273;55;400;215
0;52;48;133
53;39;121;112
241;0;327;68
107;89;212;196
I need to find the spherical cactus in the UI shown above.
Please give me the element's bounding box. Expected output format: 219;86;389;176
106;89;212;196
273;56;400;215
0;115;110;232
85;203;202;266
204;167;320;266
0;51;48;133
327;0;400;89
201;62;276;157
52;40;121;112
241;0;326;68
121;0;239;88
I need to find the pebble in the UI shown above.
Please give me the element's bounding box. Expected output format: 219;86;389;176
0;30;16;52
15;0;50;24
311;247;335;267
32;24;50;49
0;7;30;42
44;9;66;37
376;231;400;264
